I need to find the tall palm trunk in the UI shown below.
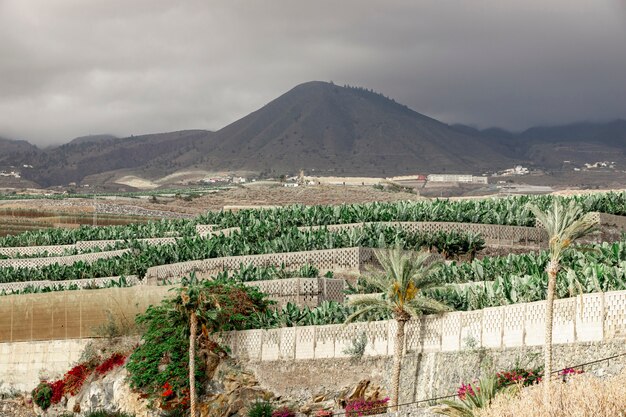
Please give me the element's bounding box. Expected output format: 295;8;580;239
189;311;198;417
391;316;408;411
543;259;558;405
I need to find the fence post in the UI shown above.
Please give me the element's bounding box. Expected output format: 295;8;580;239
313;326;317;359
601;291;606;341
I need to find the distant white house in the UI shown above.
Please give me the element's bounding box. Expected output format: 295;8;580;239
0;171;21;178
499;165;529;176
584;161;615;169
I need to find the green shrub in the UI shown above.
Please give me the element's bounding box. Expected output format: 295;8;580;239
126;278;270;404
32;381;53;410
160;408;187;417
248;400;274;417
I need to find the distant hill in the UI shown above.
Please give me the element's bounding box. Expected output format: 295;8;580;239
67;134;119;146
455;119;626;168
21;130;211;186
1;81;625;187
0;137;41;168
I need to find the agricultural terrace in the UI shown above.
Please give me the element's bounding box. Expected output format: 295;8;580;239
0;192;625;317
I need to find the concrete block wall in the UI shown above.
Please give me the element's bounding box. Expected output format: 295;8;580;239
144;247;374;284
0;249;131;269
0;237;178;258
297;221;547;247
243;278;346;307
0;275;140;295
0;339;90;393
222;290;626;361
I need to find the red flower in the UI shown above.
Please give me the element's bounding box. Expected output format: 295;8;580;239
63;363;92;396
50;380;65;404
95;353;127;376
162;382;174;398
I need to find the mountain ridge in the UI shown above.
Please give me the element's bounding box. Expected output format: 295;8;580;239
1;81;625;187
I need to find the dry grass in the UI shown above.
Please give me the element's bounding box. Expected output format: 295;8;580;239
478;372;626;417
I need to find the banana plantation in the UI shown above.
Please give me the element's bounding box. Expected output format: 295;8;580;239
1;191;626;328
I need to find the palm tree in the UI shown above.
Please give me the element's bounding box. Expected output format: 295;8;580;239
346;249;450;410
528;200;597;405
177;281;206;417
174;274;271;416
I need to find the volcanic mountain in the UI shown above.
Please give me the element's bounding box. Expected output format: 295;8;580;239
187;81;512;176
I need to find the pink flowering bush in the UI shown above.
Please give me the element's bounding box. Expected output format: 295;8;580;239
457;382;476;400
495;367;542;388
271;406;296;417
344;397;390;417
559;367;584;377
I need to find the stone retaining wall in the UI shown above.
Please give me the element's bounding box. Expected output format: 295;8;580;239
246;339;626;417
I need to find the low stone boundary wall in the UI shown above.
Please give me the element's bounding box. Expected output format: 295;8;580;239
297;221;546;247
145;247;375;284
0;244;75;257
195;224;217;238
0;275;140;294
0;237;177;258
221;290;626;361
0;249;131;269
243;278;345;307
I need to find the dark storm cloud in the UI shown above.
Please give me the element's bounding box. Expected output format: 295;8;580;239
1;0;625;145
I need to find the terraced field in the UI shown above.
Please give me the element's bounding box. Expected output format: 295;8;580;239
1;192;626;330
0;206;169;238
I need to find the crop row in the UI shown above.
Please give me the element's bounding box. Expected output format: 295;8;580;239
0;225;483;283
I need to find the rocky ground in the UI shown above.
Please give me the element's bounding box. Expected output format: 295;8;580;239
0;397;36;417
111;185;424;215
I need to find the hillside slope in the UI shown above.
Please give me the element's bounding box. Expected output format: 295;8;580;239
190;81;512;176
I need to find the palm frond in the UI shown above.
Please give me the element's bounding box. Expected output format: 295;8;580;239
529;200;598;261
406;296;452;316
345;300;392;323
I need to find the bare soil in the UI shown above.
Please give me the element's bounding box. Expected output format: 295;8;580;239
92;185;423;216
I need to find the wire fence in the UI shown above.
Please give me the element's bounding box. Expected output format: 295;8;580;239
328;351;626;416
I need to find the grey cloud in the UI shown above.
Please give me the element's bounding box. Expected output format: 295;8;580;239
0;0;625;145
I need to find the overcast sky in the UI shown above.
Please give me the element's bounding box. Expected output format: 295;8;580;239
1;0;626;146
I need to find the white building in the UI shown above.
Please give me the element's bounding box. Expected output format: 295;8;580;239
427;174;488;184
